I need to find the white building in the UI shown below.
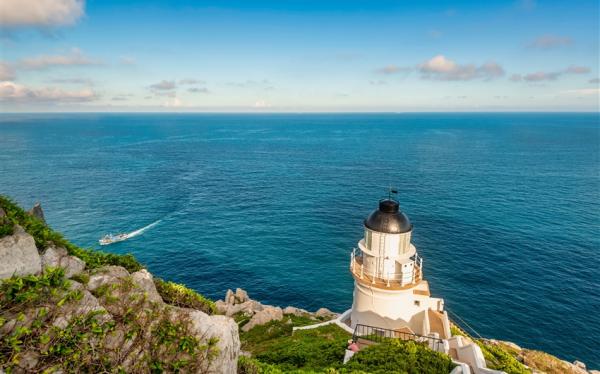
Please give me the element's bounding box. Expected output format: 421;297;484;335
349;198;451;340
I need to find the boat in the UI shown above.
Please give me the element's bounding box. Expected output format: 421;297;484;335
99;233;129;246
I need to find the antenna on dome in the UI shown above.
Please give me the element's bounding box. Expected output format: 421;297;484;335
388;185;398;200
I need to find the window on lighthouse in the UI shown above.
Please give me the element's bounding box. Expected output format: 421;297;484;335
365;229;372;249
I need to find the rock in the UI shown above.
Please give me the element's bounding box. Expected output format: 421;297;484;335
242;306;283;332
41;245;85;278
28;203;46;224
235;288;249;303
187;309;240;374
131;269;163;303
0;225;41;280
225;289;235;305
52;281;110;329
574;361;586;370
17;351;39;370
283;306;309;316
588;370;600;374
0;207;6;217
215;299;228;314
315;307;337;318
87;265;130;291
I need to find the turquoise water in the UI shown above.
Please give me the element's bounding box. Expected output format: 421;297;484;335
1;113;598;366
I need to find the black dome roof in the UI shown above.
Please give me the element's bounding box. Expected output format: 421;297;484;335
364;199;412;234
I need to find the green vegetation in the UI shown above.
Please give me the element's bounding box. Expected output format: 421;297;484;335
0;195;143;273
154;277;217;315
239;316;456;373
344;340;455;374
476;341;530;374
450;323;530;374
1;265;218;373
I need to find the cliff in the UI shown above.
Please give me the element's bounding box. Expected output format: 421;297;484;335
0;197;597;374
0;197;239;373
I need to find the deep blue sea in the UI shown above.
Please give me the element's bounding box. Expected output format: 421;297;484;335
1;113;598;366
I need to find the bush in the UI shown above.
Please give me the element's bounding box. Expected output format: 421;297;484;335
344;340;455;374
0;195;143;273
238;356;284;374
476;341;531;374
154;278;216;315
0;267;70;311
241;321;350;372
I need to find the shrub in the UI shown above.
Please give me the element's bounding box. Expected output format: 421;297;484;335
242;322;349;372
0;267;69;311
238;356;284;374
344;339;455;374
154;278;216;315
476;341;531;374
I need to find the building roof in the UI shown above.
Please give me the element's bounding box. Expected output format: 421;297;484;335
364;199;412;234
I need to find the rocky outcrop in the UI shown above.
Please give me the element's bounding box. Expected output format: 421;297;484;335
216;288;339;333
28;202;46;224
41;245;85;278
186;310;240;373
0;225;41;279
315;307;337;319
482;339;596;374
242;306;283;332
0;219;240;373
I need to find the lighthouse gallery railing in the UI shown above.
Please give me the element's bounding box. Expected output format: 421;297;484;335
350;248;422;288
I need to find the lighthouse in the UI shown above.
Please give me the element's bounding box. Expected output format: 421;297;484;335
349;197;451;339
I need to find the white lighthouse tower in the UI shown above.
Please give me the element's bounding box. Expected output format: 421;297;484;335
349;197;451;339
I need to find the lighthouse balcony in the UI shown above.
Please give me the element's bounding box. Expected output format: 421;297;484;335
350;248;423;290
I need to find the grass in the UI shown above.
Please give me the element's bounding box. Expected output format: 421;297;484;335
239;316;456;373
154;277;217;315
450;323;531;374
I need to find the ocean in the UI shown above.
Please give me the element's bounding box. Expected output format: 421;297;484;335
1;113;598;366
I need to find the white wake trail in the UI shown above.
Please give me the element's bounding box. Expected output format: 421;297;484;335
126;219;162;239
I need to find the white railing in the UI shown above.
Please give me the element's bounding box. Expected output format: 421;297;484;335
350;248;422;288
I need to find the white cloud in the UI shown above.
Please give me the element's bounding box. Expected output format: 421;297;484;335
163;97;183;107
565;65;590;74
511;66;591;82
509;74;522;82
253;100;270;108
561;88;599;96
19;48;98;70
149;80;176;90
0;62;16;80
528;35;573;49
179;78;205;85
49;77;92;85
418;55;504;81
375;65;410;75
0;81;97;102
0;0;84;27
188;87;209;93
522;71;562;82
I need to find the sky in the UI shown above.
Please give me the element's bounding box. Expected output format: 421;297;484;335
0;0;598;112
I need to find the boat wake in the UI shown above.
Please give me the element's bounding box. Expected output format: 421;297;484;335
126;219;161;239
99;219;162;245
